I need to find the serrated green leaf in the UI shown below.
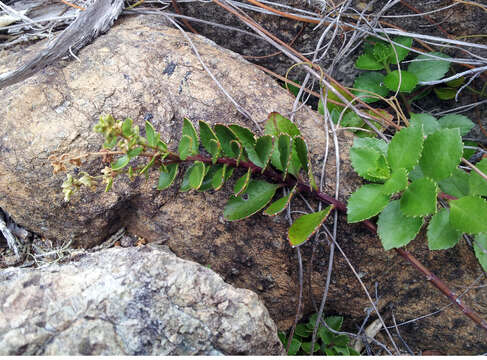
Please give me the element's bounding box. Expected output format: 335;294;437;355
122;118;133;137
353;72;389;103
318;327;333;345
145;121;157;147
287;338;301;355
434;87;457;100
353;137;388;156
178;134;193;160
182;118;199;155
355;53;384;70
233;168;252;196
265;112;301;137
127;146;143;159
408;52;451;82
302;342;320;354
347;184;390;223
214;124;238;158
157;163;178;190
438;168;470;198
255;135;274;170
384;70;418;93
400;177;438;217
373;42;390;63
469;158;487;196
473;233;487;272
419;128;463;181
427;208;462;250
450;196;487;234
264;186;296;216
438;114;474;136
378;200;423;250
188;161;205;189
389;36;413;64
295;323;312;337
111;155;129;171
409;113;440;136
350;145;390;182
382;168;408;195
288;206;333;247
199;120;218;153
224;180;279;221
278;134;292;180
387;125;424;172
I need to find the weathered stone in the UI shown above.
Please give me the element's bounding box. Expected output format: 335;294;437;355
0;244;283;355
0;14;486;354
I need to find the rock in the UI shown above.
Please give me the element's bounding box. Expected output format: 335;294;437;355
0;14;486;354
0;244;283;355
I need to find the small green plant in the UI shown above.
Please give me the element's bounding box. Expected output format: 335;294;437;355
278;314;359;355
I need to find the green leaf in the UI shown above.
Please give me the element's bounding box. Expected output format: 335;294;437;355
353;137;388;156
111;155;129;171
468;158;487;196
347;184;390;223
324;347;338;356
373;42;390;63
408;52;451;83
427;208;462;250
293;136;310;173
295;323;312;337
389;36;413;64
122;118;133;137
408;165;424;182
325;316;343;331
233;168;252;196
182;118;199;155
230;140;244;166
434;87;457;100
301;342;320;354
224;180;279;221
214;124;238;158
157;163;178;190
229;124;262;167
278;134;292;179
438;114;474;136
318;327;333;345
333;335;350;347
353;72;389;103
255;135;274;170
265;112;301;137
449;196;487;234
178;134;193;160
180;163;196;192
198;164;220;192
288;206;333;247
341;111;365;128
333;346;350;355
400;177;438;217
264;186;296;216
127;146;143;159
199;120;219;152
355;53;384;70
383;70;418;93
145;121;157;147
278;331;287;346
447;77;465;87
287;338;301;356
350;145;390;182
419;128;463;181
387;125;424;172
377;200;423;250
409;113;440;136
473;233;487;272
438;168;470;198
138;153;157;175
382;168;408;195
188;161;205;189
212;164;229;191
208;139;221;164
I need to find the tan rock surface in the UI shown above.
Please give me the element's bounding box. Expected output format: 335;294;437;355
0;14;486;354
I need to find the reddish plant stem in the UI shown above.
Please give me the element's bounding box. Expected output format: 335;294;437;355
176;153;487;332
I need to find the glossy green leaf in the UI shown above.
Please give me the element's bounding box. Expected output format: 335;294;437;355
353;72;389;103
145;121;157;147
157;163;178;190
188;161;205;189
229;124;262;166
400;177;438;217
224;180;279;221
409;113;440;136
389;36;413;64
178;134;193;160
434;87;457;100
387;125;424;172
122;118;133;137
212;164;229;191
111;155;129;171
473;233;487;272
182;118;199;155
233;168;252;196
208;139;221;164
419;128;463;181
180;163;196;192
427;208;462;250
450;196;487;234
278;134;292;179
287;338;301;356
264;186;296;216
382;168;408;195
255;135;274;170
468;158;487;196
408;52;451;83
355;53;384;70
199;120;219;152
438;114;474;136
265;112;301;137
214;124;238;158
301;342;320;354
198;164;220;192
438;168;470;198
378;200;423;250
347;184;390;223
384;70;418;93
288;206;333;247
293;136;309;173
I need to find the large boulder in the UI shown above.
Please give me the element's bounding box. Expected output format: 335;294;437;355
0;244;283;355
0;14;486;354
